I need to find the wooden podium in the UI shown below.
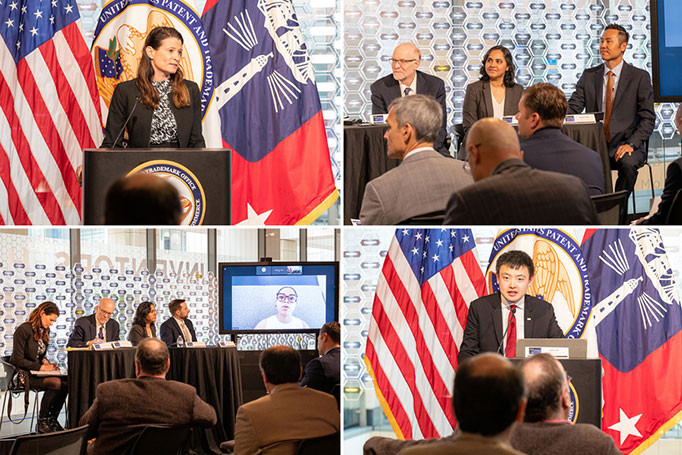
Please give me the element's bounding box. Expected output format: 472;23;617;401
83;148;231;225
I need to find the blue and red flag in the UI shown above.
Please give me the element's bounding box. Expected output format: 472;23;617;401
201;0;338;225
582;228;682;454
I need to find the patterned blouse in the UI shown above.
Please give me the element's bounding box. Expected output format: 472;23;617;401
150;79;178;145
37;338;46;356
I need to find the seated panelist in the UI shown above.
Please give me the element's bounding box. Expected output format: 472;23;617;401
67;298;120;348
128;301;158;346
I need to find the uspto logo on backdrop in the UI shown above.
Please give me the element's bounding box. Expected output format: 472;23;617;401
127;160;206;225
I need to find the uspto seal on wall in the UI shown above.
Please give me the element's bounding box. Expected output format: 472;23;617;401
127;160;206;225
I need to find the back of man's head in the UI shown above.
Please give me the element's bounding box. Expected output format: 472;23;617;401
104;173;181;225
453;353;526;437
320;321;341;345
467;118;522;181
522;83;568;129
520;353;567;422
259;345;302;385
136;338;170;377
388;94;442;145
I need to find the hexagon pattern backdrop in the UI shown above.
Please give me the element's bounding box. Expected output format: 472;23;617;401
344;0;681;168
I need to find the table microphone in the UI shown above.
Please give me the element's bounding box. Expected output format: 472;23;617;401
496;306;516;355
111;97;139;149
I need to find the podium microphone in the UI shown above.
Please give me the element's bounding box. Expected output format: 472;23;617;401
497;306;517;355
111;97;139;149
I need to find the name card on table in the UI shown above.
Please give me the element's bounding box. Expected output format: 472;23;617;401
218;341;236;348
370;114;387;124
93;341;132;350
501;115;518;125
564;114;596;124
185;341;207;348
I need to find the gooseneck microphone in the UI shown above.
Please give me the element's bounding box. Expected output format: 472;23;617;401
111;97;139;149
496;306;517;355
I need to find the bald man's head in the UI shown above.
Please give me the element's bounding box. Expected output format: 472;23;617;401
95;298;115;326
391;43;421;86
520;353;569;422
466;118;523;182
136;338;170;377
104;173;181;225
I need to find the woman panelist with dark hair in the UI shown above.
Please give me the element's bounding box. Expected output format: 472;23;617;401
101;26;205;148
10;301;67;434
462;45;524;136
128;301;158;346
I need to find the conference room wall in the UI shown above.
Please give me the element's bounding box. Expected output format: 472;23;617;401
343;0;681;193
341;227;682;454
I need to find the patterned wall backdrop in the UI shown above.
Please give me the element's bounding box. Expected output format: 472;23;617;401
344;0;681;170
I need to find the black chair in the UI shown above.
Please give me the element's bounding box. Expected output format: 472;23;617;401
398;210;445;225
128;424;190;455
296;432;340;455
9;424;89;455
0;356;41;433
454;123;465;159
330;383;340;410
631;138;656;214
666;189;682;224
591;190;629;225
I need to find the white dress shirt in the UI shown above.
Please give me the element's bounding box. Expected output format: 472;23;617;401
400;77;417;98
601;60;624;111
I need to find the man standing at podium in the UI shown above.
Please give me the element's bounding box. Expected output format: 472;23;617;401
458;250;563;362
67;298;120;348
160;299;197;346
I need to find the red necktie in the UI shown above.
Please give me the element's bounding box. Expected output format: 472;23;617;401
505;305;517;358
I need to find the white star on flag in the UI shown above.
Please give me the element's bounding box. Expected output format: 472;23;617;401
462;234;470;243
402;229;409;236
411;247;419;255
608;409;642;445
236;203;273;225
436;239;443;247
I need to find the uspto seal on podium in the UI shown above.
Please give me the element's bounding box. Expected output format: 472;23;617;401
127;160;206;225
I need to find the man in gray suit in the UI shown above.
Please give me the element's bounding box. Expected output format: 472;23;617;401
359;94;472;225
444;118;599;225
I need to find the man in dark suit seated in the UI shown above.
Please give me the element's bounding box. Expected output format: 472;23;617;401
371;43;449;156
359;95;473;225
567;24;655;197
67;298;120;347
518;83;605;195
80;338;217;455
160;299;197;346
299;322;340;397
444;118;600;225
458;250;563;362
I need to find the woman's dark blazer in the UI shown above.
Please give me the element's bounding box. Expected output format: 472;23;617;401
10;322;45;371
101;79;206;148
462;80;524;135
127;323;157;346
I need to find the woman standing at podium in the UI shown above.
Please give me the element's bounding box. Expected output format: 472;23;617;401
462;45;523;137
10;301;68;434
128;301;158;346
101;26;205;149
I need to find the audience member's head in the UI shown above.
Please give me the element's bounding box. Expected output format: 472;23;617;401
104;173;181;225
520;353;570;422
517;83;568;138
259;345;302;391
136;338;170;377
453;353;526;437
318;321;341;355
466;118;522;182
391;43;421;85
385;94;442;160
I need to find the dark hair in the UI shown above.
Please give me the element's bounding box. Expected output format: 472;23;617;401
133;301;156;328
28;301;59;343
169;299;186;316
320;322;340;344
137;26;190;110
104;174;181;225
259;345;301;385
520;353;566;423
453;355;526;436
605;24;629;44
496;250;534;279
277;287;297;298
479;45;516;88
521;83;568;129
136;338;169;376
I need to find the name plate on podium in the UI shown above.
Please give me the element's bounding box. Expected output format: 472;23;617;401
516;338;587;359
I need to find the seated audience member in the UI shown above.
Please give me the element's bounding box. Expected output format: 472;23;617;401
398;353;527;455
299;322;340;396
67;298;120;347
160;298;197;345
444;118;599;225
233;345;339;455
359;95;473;225
104;173;181;225
634;157;682;225
371;43;449;155
512;353;620;455
128;301;157;346
518;83;605;195
80;338;217;455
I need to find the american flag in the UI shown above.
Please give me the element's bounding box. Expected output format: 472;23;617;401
365;228;487;439
0;0;101;225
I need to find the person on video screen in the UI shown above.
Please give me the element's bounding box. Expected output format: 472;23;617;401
255;287;310;330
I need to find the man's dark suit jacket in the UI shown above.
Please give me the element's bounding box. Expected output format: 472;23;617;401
462;80;524;135
642;157;682;225
457;293;564;362
444;158;600;225
521;127;605;195
299;347;340;395
67;314;120;348
160;317;197;345
101;79;206;148
80;376;217;455
370;71;449;155
567;61;655;159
